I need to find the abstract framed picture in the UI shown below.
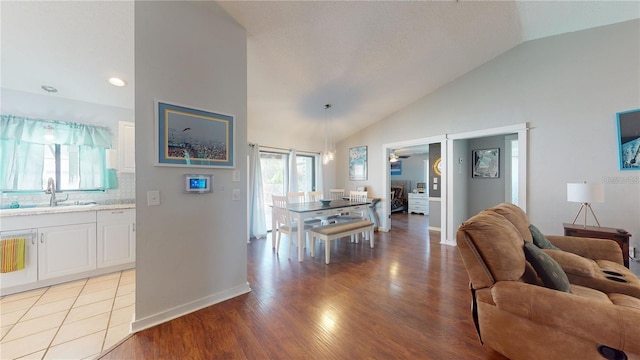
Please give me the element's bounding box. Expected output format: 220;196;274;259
155;101;234;168
617;108;640;170
349;145;367;180
472;148;499;178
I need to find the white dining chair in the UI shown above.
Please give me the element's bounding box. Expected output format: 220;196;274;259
336;191;370;241
272;195;312;259
288;191;322;227
308;191;323;201
329;189;345;200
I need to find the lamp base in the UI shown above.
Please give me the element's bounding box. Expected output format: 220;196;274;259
571;202;601;228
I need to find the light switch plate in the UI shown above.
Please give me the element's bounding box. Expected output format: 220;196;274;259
147;190;160;206
232;189;240;201
233;170;240;182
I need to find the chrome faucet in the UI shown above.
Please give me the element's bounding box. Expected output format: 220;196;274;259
45;177;68;206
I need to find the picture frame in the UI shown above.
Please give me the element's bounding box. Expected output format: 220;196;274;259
349;145;368;180
617;108;640;170
155;101;234;168
472;148;499;178
390;160;402;176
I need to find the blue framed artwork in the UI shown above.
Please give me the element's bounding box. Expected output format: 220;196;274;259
617;108;640;170
390;161;402;176
349;145;367;180
155;101;234;168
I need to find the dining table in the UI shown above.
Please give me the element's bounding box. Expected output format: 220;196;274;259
273;199;371;262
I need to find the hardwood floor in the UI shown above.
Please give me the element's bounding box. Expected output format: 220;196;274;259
99;213;507;359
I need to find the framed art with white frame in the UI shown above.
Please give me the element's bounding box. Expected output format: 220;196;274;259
155;100;234;168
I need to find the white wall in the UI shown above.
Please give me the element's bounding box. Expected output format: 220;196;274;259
337;20;640;250
132;1;249;331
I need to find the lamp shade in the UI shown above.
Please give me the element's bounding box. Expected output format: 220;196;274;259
567;182;604;203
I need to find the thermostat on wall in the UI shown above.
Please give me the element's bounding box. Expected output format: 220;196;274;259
184;174;213;193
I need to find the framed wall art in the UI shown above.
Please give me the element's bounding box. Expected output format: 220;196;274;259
349;145;367;180
617;108;640;170
155;101;234;168
472;148;499;178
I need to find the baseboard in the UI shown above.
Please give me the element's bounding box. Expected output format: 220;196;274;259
130;282;251;333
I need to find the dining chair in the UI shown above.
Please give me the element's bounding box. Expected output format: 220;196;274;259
288;191;322;227
287;191;306;203
328;189;345;200
336;191;370;241
308;191;323;201
272;195;312;258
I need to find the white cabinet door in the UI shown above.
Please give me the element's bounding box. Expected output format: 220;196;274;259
0;230;38;289
119;121;135;172
97;209;135;268
38;223;97;280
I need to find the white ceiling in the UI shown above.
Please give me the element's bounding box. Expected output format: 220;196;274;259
2;1;638;145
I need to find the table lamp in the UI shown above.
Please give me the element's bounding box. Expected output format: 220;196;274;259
567;182;604;228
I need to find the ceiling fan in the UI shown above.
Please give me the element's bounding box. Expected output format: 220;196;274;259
389;152;410;162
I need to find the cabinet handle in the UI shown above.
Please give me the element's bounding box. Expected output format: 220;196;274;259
112;211;124;214
132;223;136;232
40;233;44;244
32;235;36;245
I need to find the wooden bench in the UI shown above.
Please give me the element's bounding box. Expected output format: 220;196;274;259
309;220;374;264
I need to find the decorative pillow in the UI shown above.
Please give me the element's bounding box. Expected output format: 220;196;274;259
523;242;572;293
529;224;559;250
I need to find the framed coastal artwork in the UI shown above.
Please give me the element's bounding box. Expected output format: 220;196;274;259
155;101;234;168
617;109;640;170
349;145;367;180
472;148;499;178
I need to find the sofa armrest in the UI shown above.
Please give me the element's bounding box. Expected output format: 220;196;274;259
546;235;623;264
491;281;640;354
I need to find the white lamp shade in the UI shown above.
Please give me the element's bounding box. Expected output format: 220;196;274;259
567;182;604;203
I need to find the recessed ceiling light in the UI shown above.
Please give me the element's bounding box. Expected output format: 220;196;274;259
108;77;127;87
41;85;58;93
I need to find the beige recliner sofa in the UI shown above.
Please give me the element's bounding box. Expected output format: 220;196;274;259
487;202;640;298
457;208;640;360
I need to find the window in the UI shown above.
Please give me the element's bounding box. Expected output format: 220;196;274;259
1;115;111;192
259;150;317;231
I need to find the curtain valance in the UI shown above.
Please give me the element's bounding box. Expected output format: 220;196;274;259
1;114;112;148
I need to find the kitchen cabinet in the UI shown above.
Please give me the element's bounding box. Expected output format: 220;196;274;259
408;193;429;215
0;229;38;288
119;121;135;172
38;223;97;280
1;206;134;295
97;209;135;268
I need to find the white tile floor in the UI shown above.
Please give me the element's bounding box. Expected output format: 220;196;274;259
0;269;135;360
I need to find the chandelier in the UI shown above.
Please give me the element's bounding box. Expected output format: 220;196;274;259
322;103;336;165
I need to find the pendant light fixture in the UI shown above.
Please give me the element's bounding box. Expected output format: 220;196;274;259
322;103;336;165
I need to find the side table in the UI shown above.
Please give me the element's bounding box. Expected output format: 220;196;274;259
562;223;631;268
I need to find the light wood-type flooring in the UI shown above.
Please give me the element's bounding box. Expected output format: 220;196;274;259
100;212;507;359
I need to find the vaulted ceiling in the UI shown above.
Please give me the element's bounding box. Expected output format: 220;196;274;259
2;1;638;147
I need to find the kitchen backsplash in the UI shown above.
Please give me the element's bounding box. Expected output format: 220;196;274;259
1;172;136;207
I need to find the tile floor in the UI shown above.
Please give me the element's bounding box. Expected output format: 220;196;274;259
0;269;135;360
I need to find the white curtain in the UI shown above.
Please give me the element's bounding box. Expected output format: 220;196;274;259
316;154;324;195
288;148;297;193
248;144;267;239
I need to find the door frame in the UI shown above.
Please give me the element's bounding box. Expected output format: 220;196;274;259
382;135;447;245
446;123;528;245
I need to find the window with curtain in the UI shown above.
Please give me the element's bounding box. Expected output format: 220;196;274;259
0;114;112;192
259;150;316;231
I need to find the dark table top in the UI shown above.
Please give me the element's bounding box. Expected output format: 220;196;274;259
287;199;369;213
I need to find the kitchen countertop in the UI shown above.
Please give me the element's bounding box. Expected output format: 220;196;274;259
0;203;135;217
